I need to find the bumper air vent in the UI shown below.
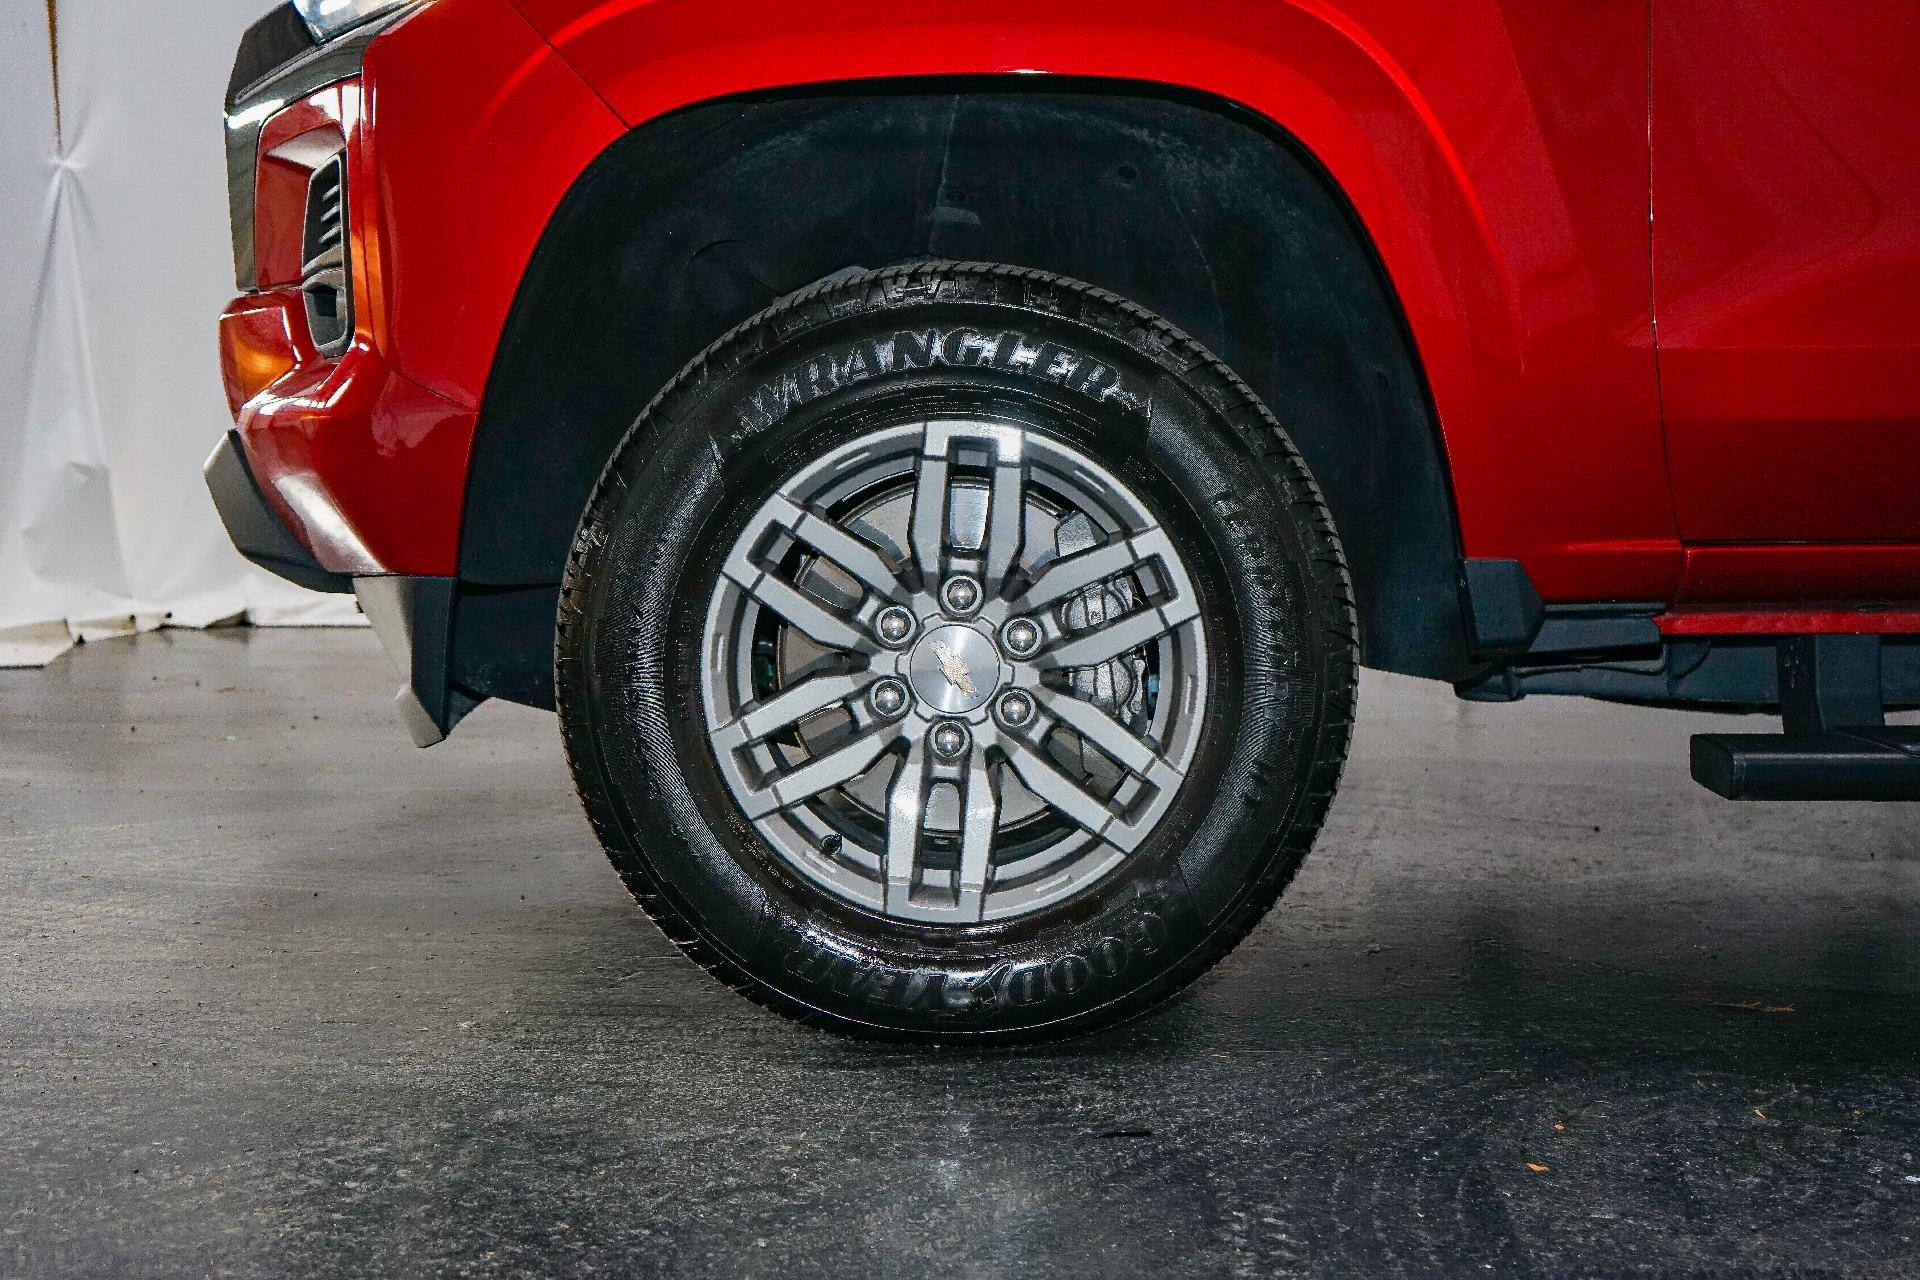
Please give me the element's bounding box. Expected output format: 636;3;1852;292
301;152;352;355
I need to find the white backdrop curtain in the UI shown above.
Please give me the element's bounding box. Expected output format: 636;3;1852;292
2;0;359;668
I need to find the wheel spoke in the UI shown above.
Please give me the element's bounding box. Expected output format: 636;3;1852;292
1042;595;1202;670
908;425;951;583
712;672;864;752
1013;526;1175;614
1034;687;1184;792
953;745;999;921
723;549;866;652
981;430;1026;591
1001;736;1150;853
883;738;933;914
767;495;902;601
740;729;896;820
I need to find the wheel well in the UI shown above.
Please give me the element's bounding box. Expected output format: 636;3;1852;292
453;81;1472;709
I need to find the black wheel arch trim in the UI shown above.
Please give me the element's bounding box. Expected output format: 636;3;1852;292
454;77;1477;709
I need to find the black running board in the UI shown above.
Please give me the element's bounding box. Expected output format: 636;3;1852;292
1691;728;1920;800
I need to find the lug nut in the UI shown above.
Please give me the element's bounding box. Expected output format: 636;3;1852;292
942;575;982;616
869;678;910;719
1001;616;1042;659
929;720;971;761
875;605;916;647
996;690;1035;730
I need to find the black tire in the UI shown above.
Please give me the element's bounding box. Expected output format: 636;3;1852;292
556;262;1356;1041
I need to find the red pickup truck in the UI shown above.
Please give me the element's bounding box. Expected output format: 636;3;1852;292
209;0;1920;1039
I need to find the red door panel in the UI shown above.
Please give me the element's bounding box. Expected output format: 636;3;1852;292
1653;1;1920;545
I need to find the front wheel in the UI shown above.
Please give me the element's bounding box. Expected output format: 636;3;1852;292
556;262;1356;1040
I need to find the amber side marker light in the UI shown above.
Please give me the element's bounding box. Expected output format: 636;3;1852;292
219;295;307;416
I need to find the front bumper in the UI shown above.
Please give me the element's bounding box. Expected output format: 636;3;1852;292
217;5;483;748
219;4;476;584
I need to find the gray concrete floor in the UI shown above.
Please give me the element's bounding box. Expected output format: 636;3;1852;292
2;629;1918;1277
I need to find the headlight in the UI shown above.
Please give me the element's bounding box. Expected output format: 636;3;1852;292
291;0;417;42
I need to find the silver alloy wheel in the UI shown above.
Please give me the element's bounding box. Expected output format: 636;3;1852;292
701;419;1209;924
